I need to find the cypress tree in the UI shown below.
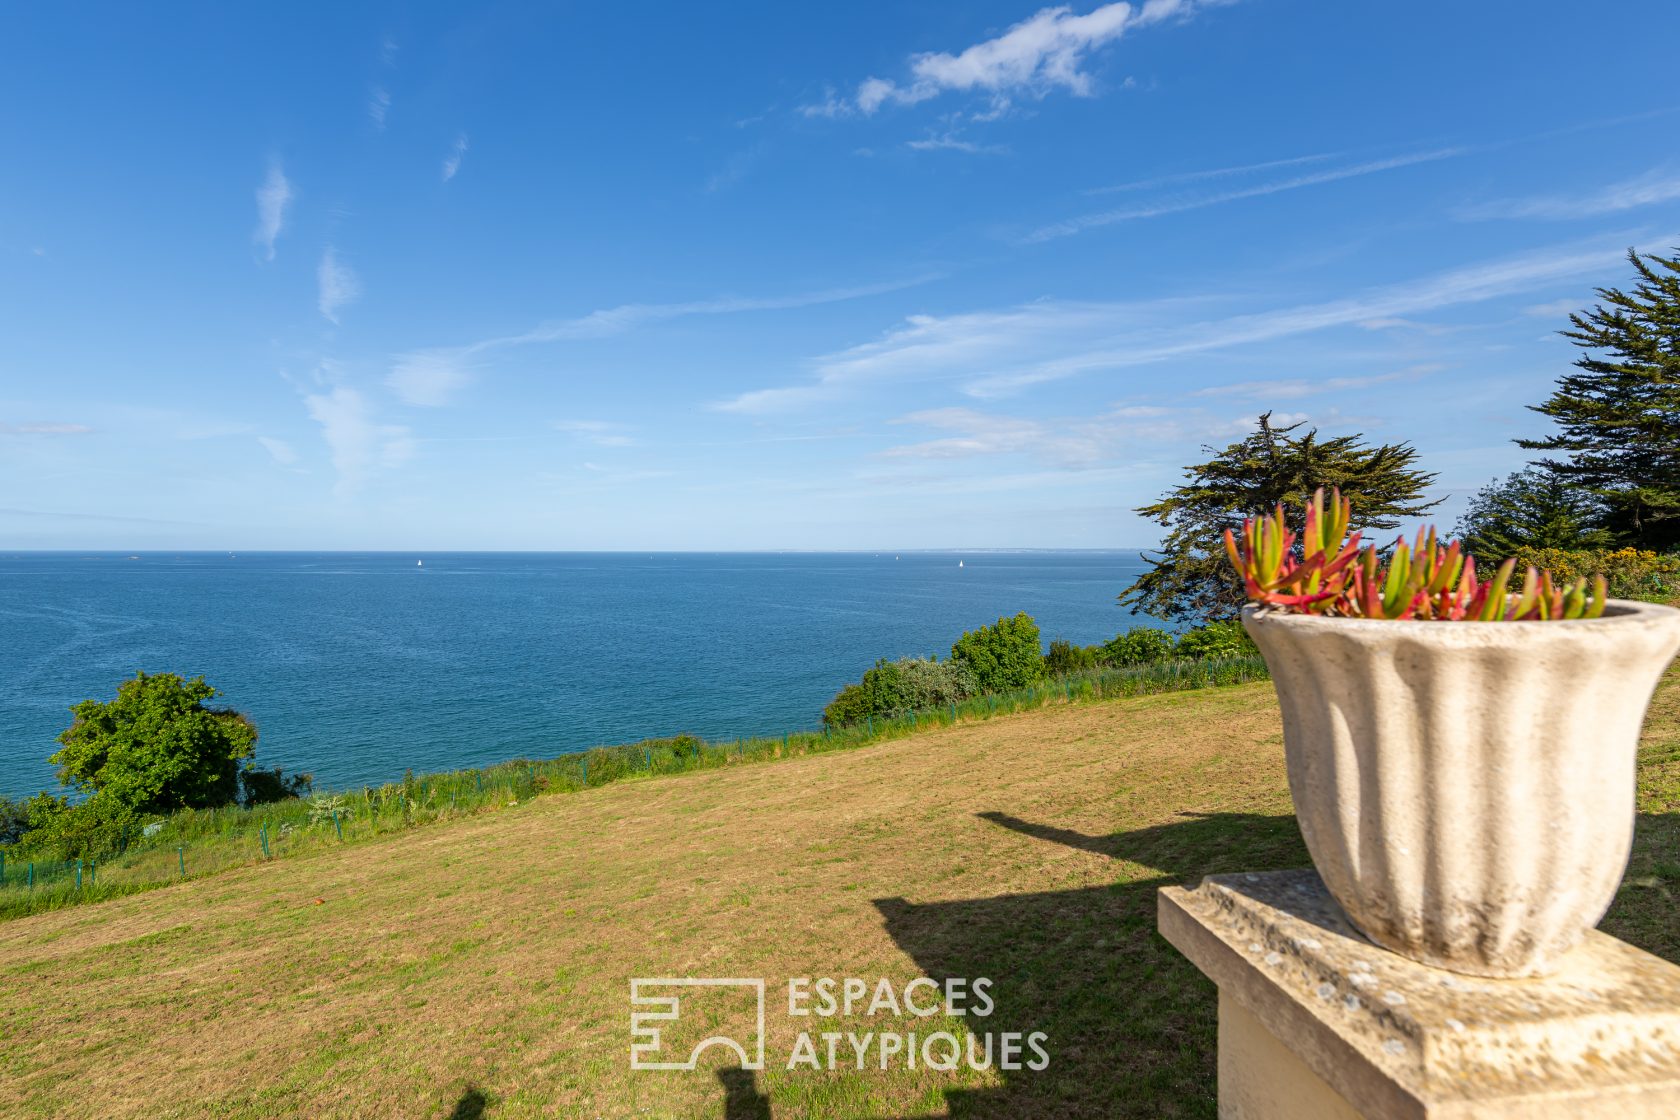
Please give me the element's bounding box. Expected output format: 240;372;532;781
1517;248;1680;550
1120;412;1438;623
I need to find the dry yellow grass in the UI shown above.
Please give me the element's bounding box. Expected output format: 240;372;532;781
2;672;1675;1119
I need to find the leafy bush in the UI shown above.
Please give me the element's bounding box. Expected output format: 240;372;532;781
1100;627;1175;666
823;659;908;726
52;672;259;814
0;796;30;847
950;612;1046;693
823;658;977;725
1045;639;1099;676
1508;547;1680;603
242;766;314;808
895;658;979;708
15;791;134;859
1175;620;1255;660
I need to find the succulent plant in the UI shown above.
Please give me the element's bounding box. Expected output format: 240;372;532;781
1223;488;1608;621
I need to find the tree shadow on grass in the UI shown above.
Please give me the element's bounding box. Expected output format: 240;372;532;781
871;810;1310;1120
447;1087;487;1120
718;1067;772;1120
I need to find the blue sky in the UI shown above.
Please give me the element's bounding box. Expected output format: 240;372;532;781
4;1;1678;550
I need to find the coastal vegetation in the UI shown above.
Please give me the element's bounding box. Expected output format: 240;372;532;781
2;673;310;868
0;652;1269;920
822;612;1257;726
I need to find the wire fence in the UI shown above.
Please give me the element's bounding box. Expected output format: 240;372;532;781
0;653;1269;919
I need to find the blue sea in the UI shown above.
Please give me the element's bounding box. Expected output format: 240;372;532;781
0;551;1159;799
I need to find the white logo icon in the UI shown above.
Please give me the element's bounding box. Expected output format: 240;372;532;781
630;978;766;1071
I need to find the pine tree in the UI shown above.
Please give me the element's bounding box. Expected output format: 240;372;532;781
1452;468;1611;564
1517;248;1680;550
1120;412;1439;623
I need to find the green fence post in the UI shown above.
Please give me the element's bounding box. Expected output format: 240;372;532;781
178;847;185;877
645;747;652;769
76;859;83;889
909;710;917;728
260;823;270;859
866;716;874;736
1;851;5;882
28;862;34;891
783;733;789;751
90;859;97;886
582;758;589;787
332;810;343;840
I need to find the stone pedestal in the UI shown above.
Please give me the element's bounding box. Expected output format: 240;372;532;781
1158;869;1680;1119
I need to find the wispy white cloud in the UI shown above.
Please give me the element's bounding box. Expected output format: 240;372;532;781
388;273;943;407
1458;167;1680;221
714;296;1209;414
317;247;362;324
442;133;469;182
253;161;292;262
880;403;1220;469
905;132;1009;155
369;86;391;129
0;421;94;435
257;436;298;464
1085;151;1336;194
718;235;1660;411
302;386;413;493
1523;297;1582;319
555;420;637;447
386;352;470;407
1192;366;1435;400
803;0;1214;118
1024;148;1464;242
379;35;399;66
707;146;762;192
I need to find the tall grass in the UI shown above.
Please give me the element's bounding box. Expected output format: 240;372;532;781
0;654;1269;921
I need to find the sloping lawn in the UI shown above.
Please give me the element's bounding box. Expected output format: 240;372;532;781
2;667;1675;1119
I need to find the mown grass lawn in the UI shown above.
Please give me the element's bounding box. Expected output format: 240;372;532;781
2;666;1676;1119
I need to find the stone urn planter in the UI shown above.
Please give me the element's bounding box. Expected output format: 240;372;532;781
1244;599;1680;978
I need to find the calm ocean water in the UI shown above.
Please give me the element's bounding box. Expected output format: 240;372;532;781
0;551;1160;799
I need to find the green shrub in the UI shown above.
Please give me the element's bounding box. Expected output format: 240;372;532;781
950;612;1046;693
1509;547;1680;603
823;659;909;726
1174;620;1255;660
51;672;258;814
1100;627;1175;666
241;767;314;808
0;796;30;847
15;791;134;860
823;657;978;725
894;658;979;708
1045;639;1099;676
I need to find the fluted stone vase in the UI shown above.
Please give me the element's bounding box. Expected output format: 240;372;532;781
1243;600;1680;978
